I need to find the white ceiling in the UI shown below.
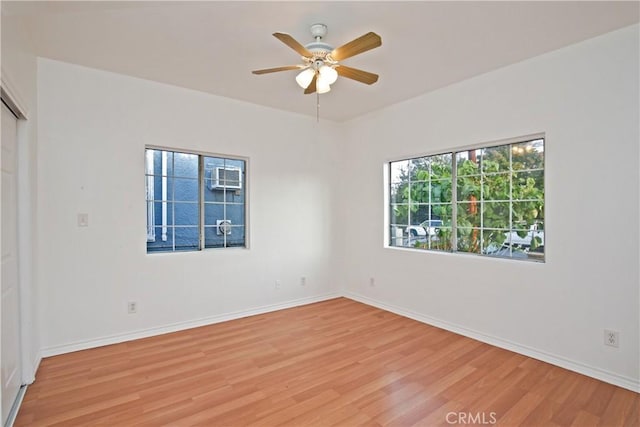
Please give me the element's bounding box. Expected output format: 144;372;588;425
4;1;639;121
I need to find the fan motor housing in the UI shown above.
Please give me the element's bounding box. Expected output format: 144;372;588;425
306;23;333;60
305;41;333;54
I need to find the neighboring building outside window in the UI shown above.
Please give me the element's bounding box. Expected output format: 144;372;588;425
389;137;544;262
145;148;246;253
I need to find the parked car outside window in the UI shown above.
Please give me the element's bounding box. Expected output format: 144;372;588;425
406;219;443;238
505;223;544;249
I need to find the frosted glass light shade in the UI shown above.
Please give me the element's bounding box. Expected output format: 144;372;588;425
295;68;315;89
319;65;338;85
316;77;331;94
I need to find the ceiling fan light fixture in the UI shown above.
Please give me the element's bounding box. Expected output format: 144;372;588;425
252;24;381;100
316;78;331;94
319;65;338;85
295;68;315;89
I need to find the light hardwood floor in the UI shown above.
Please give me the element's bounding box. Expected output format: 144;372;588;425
15;298;638;426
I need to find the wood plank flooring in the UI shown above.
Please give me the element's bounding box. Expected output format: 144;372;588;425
15;298;639;426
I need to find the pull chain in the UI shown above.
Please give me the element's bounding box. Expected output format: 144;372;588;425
316;92;320;123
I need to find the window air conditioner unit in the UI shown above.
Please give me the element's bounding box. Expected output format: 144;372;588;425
209;167;242;190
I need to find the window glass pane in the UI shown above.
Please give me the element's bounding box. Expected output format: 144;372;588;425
512;139;544;170
390;204;409;225
202;156;246;248
457;176;481;201
172;226;199;251
483;173;510;201
485;243;530;260
431;203;452;224
173;152;198;178
504;227;545;256
146;148;247;253
457;202;480;228
409;204;431;225
387;138;543;262
145;150;176;177
429;153;453;177
408;181;428;203
390;160;410;184
389;226;407;247
204;185;245;203
430;179;452;203
225;225;246;247
172;177;199;202
204;226;224;248
203;203;245;227
457;227;481;254
152;201;173;225
148;150;174;177
204;225;245;248
410;158;430;181
512;201;544;225
145;149;155;177
203;203;224;226
173;202;199;226
146;226;199;252
456;150;481;177
482;201;510;229
482;145;510;173
226;188;245;204
390;183;408;204
224;158;246;173
513;171;544;201
147;227;174;252
431;227;452;251
225;204;245;226
482;229;509;253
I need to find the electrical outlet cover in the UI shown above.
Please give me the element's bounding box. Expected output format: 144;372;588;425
604;329;619;348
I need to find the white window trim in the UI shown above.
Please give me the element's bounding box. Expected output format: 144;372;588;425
385;134;545;262
145;146;250;252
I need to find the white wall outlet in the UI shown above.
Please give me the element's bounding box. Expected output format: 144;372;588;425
77;213;89;227
275;280;281;289
604;329;619;347
300;276;306;286
369;277;375;287
128;301;137;314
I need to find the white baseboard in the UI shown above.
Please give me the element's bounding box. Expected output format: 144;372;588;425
5;385;27;427
344;291;640;393
36;290;639;394
40;293;340;358
24;352;41;385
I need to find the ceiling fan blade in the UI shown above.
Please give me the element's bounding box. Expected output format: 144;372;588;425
336;65;379;85
273;32;312;58
252;65;304;75
304;73;317;94
330;32;382;61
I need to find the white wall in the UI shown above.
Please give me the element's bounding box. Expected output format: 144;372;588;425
340;24;639;390
35;24;639;392
36;58;343;354
1;11;40;383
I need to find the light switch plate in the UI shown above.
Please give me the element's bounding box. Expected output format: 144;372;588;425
78;213;89;227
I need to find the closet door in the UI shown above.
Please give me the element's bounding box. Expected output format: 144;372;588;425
1;101;22;425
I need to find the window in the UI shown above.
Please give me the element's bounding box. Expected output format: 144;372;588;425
389;137;544;262
145;148;246;253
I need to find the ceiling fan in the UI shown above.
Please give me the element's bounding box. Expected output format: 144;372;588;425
252;24;382;95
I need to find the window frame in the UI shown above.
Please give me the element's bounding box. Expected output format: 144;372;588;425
145;145;249;253
385;134;545;262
